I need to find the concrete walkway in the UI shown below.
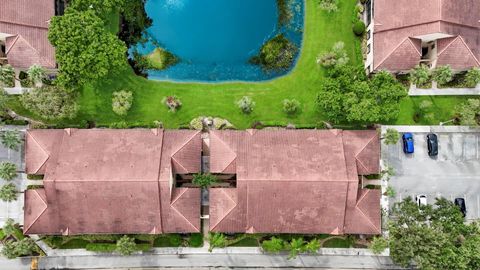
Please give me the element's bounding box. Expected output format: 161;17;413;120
408;84;480;96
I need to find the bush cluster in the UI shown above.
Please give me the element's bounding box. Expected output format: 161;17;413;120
112;90;133;116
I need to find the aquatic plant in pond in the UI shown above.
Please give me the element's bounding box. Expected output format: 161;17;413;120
132;0;304;82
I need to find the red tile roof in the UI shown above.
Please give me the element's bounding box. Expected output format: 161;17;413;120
373;0;480;71
24;129;201;235
209;130;381;235
0;0;56;68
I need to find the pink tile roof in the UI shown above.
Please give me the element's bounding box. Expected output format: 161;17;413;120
0;0;56;68
373;0;480;71
24;129;201;235
209;130;381;235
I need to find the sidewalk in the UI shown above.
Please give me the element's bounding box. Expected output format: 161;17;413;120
408;84;480;96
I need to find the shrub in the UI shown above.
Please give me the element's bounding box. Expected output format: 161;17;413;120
283;99;301;115
236;96;255;114
27;65;46;86
145;48;179;70
409;65;431;86
21;85;78;120
116;235;137;255
455;99;480;126
1;130;21;151
0;183;17;202
188;234;203;247
261;237;285;253
383;129;400;145
287;237;305;259
112;90;133;116
250;34;297;70
465;67;480;88
86;243;117;252
192;173;217;188
432;65;453;86
369;236;388;254
352;20;366;36
304;238;320;253
162;96;182;112
208;233;226;252
319;0;338;12
189;117;204;130
385;186;396;198
2;218;16;237
317;42;349;68
0;65;15;87
109;121;129;129
0;162;17;181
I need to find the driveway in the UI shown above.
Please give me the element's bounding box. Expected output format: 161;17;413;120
382;126;480;221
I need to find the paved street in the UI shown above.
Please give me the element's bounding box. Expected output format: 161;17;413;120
38;254;401;270
383;126;480;221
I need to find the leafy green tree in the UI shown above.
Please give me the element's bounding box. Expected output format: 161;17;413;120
465;67;480;88
14;238;36;257
287;237;305;259
304;238;320;253
250;34;297;70
432;65;453;86
316;67;406;124
0;162;17;181
68;0;124;16
1;130;21;151
283;99;301;115
1;240;18;259
2;218;16;237
208;233;226;252
409;64;431;86
192;173;217;188
236;96;255;114
0;65;15;87
383;128;400;145
261;236;285;253
455;99;480;126
0;183;17;202
369;236;388;254
385;186;396;198
21;85;78;120
48;9;127;87
112;90;133;116
27;65;46;86
389;197;480;269
116;235;136;255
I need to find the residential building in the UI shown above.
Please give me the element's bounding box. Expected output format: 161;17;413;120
364;0;480;73
0;0;61;68
24;129;202;235
208;129;381;235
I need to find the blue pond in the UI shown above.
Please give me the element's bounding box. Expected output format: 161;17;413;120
134;0;304;82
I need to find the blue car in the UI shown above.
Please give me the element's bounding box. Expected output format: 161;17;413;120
402;133;414;154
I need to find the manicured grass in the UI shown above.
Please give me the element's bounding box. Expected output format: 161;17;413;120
153;234;182;247
59;239;90;249
85;243;117;252
322;237;354;248
229;237;259;247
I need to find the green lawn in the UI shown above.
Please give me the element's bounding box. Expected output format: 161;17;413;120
7;0;471;128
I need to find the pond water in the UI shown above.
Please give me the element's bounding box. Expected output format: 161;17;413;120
133;0;304;82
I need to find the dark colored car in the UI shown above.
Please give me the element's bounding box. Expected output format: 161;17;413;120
402;133;414;154
454;198;467;217
427;133;438;156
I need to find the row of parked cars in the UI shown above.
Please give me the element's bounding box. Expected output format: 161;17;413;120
402;132;438;156
415;195;467;217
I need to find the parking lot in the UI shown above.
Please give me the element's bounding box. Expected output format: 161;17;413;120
382;126;480;221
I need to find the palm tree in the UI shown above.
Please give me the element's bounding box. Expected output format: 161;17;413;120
288;237;305;259
0;162;17;181
116;235;136;255
304;238;320;253
1;130;22;158
0;183;17;202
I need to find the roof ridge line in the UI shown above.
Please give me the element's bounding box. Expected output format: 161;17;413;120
210;189;237;231
170;131;200;158
374;37;418;70
355;191;381;234
438;36;480;66
24;190;48;234
374;20;442;34
210;132;237;173
0;20;49;30
170;193;200;232
436;36;460;57
27;132;50;174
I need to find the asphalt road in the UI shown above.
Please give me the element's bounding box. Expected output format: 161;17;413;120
38;254;401;270
383;130;480;220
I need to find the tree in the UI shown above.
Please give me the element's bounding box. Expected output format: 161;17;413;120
385;186;396;198
1;240;18;259
48;9;127;87
112;90;133;116
389;197;480;269
304;238;320;253
27;65;46;86
432;65;453;86
316;67;406;124
282;99;301;115
369;236;388;254
250;34;297;70
287;237;305;259
21;85;78;120
465;67;480;88
14;238;36;257
0;162;17;181
2;218;16;237
68;0;124;17
192;173;217;188
261;237;285;253
208;233;226;252
236;96;255;114
0;65;15;87
1;130;21;151
409;65;431;86
317;42;349;68
383;128;400;145
0;183;17;202
116;235;136;256
455;99;480;126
